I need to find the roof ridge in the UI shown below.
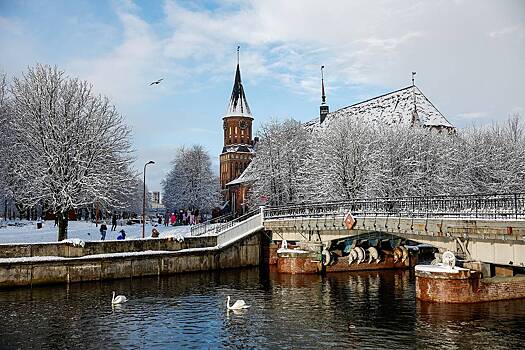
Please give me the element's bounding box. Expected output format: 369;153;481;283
335;85;413;113
414;86;453;127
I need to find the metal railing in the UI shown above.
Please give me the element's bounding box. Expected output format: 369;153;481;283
263;193;525;220
190;209;260;236
190;213;234;237
216;212;263;247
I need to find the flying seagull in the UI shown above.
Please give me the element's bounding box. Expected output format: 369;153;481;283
150;78;163;86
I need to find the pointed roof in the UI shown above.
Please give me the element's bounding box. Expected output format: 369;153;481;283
304;85;454;129
225;64;252;118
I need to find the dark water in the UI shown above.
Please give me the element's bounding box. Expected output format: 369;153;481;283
1;268;524;350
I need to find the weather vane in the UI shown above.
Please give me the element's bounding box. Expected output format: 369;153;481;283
237;45;240;65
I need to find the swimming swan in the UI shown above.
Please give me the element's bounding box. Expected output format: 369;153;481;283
112;291;128;304
227;296;250;310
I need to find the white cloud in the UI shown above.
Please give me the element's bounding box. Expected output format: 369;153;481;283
67;7;162;106
2;0;524;190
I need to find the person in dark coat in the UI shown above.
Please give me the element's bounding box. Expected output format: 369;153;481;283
164;212;170;227
100;222;108;240
111;213;117;231
151;227;160;238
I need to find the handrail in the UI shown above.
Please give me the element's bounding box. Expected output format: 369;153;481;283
189;213;234;237
216;213;263;246
191;209;259;236
263;193;525;220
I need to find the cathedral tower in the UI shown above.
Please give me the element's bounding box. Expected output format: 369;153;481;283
219;49;255;212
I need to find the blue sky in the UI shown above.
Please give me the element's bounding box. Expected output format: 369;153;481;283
1;0;524;193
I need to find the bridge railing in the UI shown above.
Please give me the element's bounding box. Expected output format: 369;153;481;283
263;193;525;220
190;213;234;236
216;212;263;247
191;209;260;236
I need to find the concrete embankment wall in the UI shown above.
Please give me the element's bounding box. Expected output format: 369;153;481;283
0;231;263;288
0;236;217;259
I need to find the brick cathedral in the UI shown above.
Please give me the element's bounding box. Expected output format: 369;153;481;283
219;57;255;215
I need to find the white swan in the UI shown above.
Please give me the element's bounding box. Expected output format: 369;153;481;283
112;291;128;304
227;296;250;310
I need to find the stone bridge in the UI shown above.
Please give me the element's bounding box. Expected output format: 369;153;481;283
260;193;525;267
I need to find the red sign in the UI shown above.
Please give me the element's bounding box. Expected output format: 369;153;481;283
344;212;356;230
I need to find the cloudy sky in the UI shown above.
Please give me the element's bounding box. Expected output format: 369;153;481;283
1;0;524;193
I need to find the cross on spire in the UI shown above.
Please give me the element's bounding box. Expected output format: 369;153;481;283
321;65;326;104
225;47;251;117
412;71;416;86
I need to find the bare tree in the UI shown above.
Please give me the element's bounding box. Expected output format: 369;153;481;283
7;65;135;240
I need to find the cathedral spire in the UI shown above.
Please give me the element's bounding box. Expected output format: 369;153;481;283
225;46;252;117
320;65;329;123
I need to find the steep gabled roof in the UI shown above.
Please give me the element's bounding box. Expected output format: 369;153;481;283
305;85;454;129
225;64;252;118
225;161;256;186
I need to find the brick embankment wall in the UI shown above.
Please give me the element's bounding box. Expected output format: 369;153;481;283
276;249;417;274
326;254;416;273
267;243;278;265
415;268;525;303
0;231;263;288
277;251;322;274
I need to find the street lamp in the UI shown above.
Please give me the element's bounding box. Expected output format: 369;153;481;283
142;160;155;238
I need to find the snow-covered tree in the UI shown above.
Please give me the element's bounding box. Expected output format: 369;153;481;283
247;113;525;206
309;119;380;201
249;119;311;206
162;145;220;213
0;72;18;220
7;65;135;240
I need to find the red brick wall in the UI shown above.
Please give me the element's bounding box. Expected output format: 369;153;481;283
277;255;321;274
416;270;525;303
326;254;413;273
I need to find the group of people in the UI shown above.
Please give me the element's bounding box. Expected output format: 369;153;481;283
99;221;126;241
163;209;200;227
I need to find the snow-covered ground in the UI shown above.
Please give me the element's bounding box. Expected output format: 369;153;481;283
0;220;191;244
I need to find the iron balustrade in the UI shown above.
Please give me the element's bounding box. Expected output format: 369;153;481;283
262;193;525;220
190;213;234;237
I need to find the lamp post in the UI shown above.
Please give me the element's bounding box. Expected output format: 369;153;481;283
142;160;155;238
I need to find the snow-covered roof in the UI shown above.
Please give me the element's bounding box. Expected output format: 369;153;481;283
224;64;252;118
222;144;255;154
304;86;454;130
226;161;257;186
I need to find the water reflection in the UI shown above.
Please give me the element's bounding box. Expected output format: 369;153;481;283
416;299;525;350
0;267;524;349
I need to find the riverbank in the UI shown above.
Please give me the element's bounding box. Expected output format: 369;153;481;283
0;214;265;288
0;220;192;244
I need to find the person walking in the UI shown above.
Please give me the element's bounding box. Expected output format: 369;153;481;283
111;213;117;231
100;221;108;240
164;212;169;227
170;212;176;226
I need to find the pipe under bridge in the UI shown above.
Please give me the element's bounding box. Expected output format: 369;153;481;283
261;193;525;267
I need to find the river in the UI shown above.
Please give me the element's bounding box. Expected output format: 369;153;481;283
1;267;524;349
